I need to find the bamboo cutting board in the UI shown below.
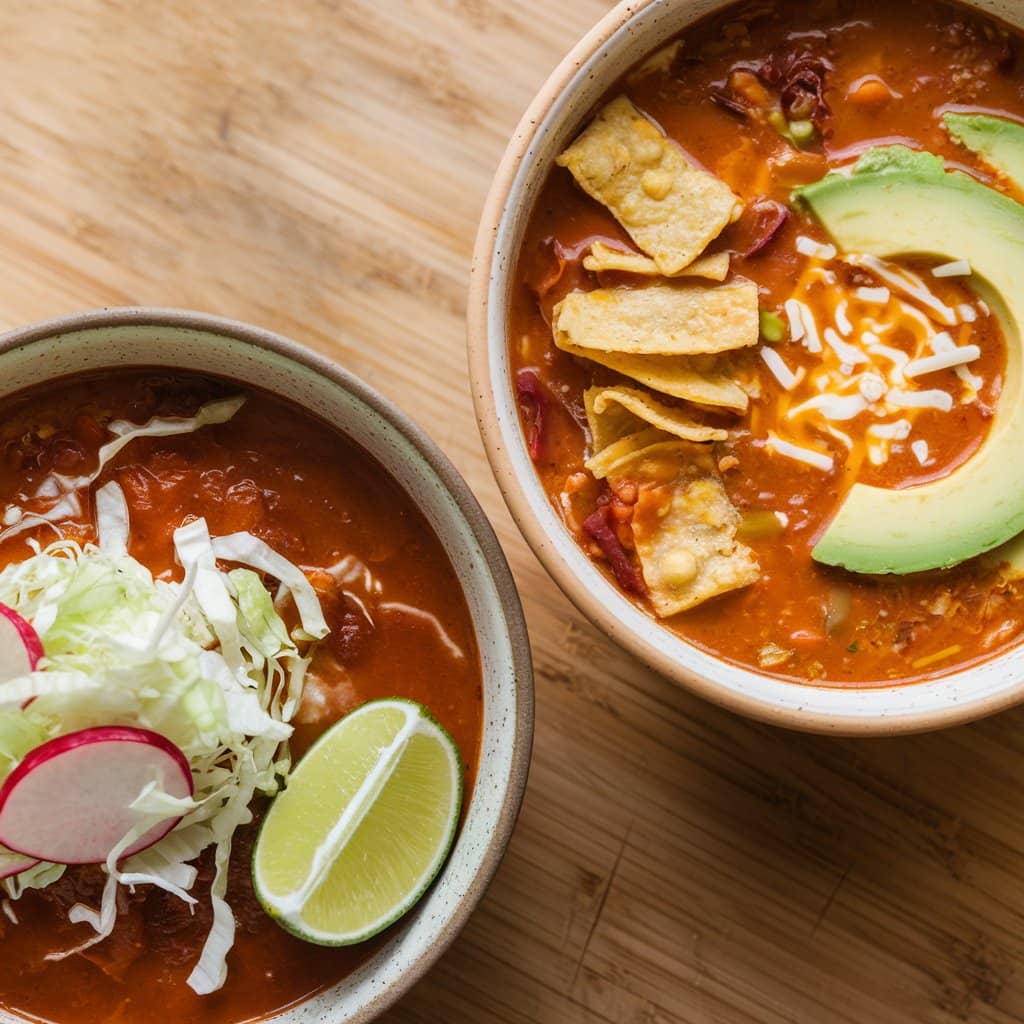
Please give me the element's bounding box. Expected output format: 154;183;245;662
2;2;1024;1022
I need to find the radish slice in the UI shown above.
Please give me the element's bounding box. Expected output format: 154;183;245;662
0;845;38;879
0;727;193;865
0;604;43;682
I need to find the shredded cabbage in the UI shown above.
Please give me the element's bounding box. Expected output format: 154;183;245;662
0;480;322;994
0;396;246;548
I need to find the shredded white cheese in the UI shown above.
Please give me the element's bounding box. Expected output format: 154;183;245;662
956;366;983;392
788;392;868;421
796;236;837;261
824;425;854;450
785;298;824;354
904;345;981;378
835;300;854;336
823;327;868;367
957;304;978;323
784;298;806;342
855;287;891;304
848;254;958;325
932;259;972;278
886;388;954;412
867;343;910;383
765;433;834;472
800;306;823;354
858;374;887;403
930;332;982;391
759;347;803;391
867;419;912;440
911;440;931;465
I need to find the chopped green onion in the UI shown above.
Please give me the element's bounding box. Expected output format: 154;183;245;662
759;310;786;343
789;119;817;146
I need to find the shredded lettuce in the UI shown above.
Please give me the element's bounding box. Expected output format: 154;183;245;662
0;481;320;994
95;481;130;556
211;533;330;641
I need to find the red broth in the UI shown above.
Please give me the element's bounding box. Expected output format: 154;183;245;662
511;0;1024;684
0;369;483;1024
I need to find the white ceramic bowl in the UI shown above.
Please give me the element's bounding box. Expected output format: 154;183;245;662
0;308;534;1023
468;0;1024;735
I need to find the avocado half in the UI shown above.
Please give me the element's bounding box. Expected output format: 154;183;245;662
944;111;1024;192
793;146;1024;575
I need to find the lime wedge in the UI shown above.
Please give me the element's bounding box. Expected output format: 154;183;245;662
252;698;463;945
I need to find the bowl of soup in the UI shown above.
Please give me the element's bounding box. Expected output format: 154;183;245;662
0;307;533;1024
468;0;1024;733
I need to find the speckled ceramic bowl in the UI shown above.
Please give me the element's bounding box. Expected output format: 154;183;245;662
0;307;533;1023
468;0;1024;736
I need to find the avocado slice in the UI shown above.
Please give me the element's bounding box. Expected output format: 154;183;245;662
944;111;1024;194
793;146;1024;574
946;115;1024;579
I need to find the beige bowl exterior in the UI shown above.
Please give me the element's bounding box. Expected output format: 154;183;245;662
0;308;533;1024
468;0;1024;735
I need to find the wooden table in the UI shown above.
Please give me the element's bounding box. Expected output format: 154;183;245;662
3;2;1024;1021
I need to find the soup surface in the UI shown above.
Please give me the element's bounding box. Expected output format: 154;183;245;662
511;0;1024;684
0;370;483;1023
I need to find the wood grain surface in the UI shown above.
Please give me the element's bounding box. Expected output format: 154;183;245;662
2;2;1024;1022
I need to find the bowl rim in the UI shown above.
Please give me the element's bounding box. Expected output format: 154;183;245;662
0;305;535;1021
466;0;1024;736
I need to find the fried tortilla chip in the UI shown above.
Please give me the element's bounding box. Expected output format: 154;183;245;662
584;387;641;454
556;96;741;274
583;242;730;281
625;442;760;615
556;339;749;412
553;280;758;357
626;40;683;82
585;385;727;455
585;427;671;480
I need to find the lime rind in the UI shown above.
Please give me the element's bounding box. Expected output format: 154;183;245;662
252;698;464;946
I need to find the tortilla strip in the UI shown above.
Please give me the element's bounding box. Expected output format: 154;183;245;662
583;242;730;282
626;40;683;82
553;280;759;357
585;385;727;455
622;442;759;615
557;339;750;412
556;96;741;274
584;387;639;455
585;427;671;480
